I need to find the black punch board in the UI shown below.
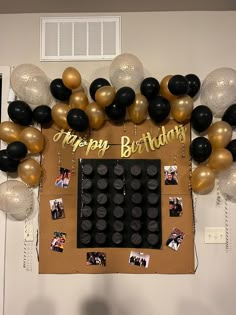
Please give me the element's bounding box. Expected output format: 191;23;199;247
77;159;162;249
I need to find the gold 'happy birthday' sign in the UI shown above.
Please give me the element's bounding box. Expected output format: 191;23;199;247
53;124;186;158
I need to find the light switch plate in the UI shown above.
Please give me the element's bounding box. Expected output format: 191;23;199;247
205;227;226;244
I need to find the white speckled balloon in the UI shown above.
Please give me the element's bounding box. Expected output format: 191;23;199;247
109;53;144;92
10;64;53;108
200;67;236;117
218;163;236;203
0;180;33;218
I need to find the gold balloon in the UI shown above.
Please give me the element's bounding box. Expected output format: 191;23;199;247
0;121;24;143
170;95;194;123
208;121;232;148
191;165;216;194
160;75;178;102
86;102;106;130
69;91;88;111
20;127;44;153
95;86;116;108
62;67;81;90
128;93;148;124
207;148;233;172
73;79;89;94
51;103;70;130
73;83;85;93
18;158;42;187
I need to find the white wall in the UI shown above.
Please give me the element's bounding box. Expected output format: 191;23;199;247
0;11;236;315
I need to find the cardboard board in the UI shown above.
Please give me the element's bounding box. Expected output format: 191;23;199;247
39;119;195;274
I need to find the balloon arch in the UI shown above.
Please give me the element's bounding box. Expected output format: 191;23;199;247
0;53;236;218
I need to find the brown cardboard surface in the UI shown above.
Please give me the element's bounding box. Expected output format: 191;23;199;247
39;119;195;274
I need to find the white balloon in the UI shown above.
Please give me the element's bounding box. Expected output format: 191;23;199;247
218;163;236;203
0;180;33;219
200;67;236;118
109;53;144;92
10;64;53;109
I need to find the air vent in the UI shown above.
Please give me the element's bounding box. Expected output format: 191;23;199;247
40;16;121;61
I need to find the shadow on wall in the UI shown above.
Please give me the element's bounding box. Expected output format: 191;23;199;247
80;297;111;315
24;297;56;315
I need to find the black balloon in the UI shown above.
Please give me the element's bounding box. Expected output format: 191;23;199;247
7;100;33;126
148;96;171;124
105;103;126;123
67;108;89;132
33;105;52;125
6;141;28;161
89;78;110;101
0;149;19;172
190;137;212;163
226;139;236;161
191;105;213;133
222;103;236;127
140;77;160;101
50;78;72;102
168;75;189;96
185;74;201;98
115;87;135;108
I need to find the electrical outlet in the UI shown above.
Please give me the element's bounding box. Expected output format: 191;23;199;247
24;222;34;242
205;227;226;244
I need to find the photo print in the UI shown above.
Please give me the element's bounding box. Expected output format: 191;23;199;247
49;198;65;220
164;165;178;185
55;167;71;188
166;228;185;251
169;197;183;217
86;252;106;266
128;251;150;268
50;231;67;253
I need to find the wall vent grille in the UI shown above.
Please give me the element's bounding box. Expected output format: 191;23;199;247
40;16;121;61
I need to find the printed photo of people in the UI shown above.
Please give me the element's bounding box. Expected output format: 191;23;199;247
164;166;178;185
50;231;67;253
55;167;71;188
128;251;150;268
169;197;183;217
86;252;106;266
166;228;185;251
49;198;65;220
